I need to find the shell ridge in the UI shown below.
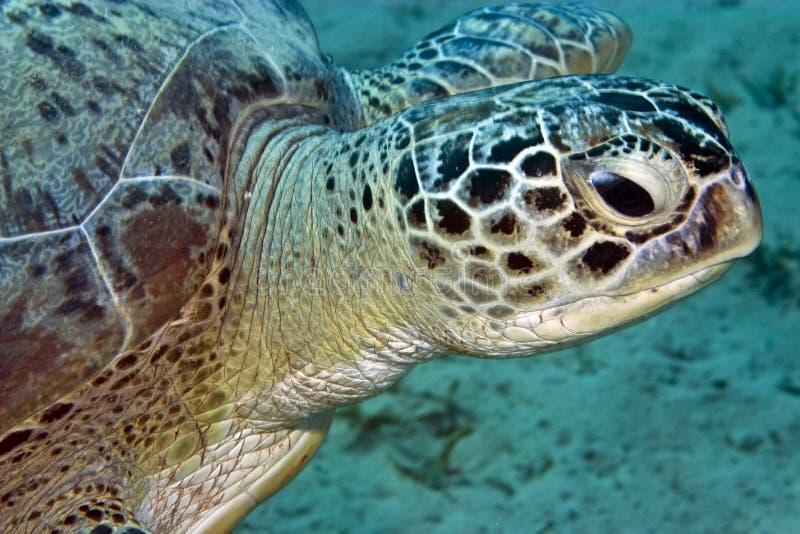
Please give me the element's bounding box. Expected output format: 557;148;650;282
225;0;248;22
78;224;133;348
0;226;75;244
118;22;244;180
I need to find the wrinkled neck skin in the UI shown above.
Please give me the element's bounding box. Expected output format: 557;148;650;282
225;117;443;427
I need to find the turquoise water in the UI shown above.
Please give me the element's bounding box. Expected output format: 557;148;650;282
236;1;800;533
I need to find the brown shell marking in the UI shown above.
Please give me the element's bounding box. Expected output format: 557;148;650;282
83;179;221;343
0;231;125;428
0;0;332;430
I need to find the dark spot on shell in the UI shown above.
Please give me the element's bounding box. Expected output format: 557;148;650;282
394;154;419;200
64;272;88;293
25;30;86;81
467;169;511;206
66;2;96;18
326;177;335;191
441;306;459;318
525;187;566;211
200;283;214;298
581;241;630;273
39;403;73;424
50;92;75;116
170;142;191;174
55;297;87;315
362;185;373;210
506;252;535;274
115;33;144;54
114;353;138;371
27;73;47;91
119;187;147;209
39;4;62;17
436;133;470;190
0;429;33;456
149;345;169;365
407;199;426;229
82;507;103;523
349;208;358;224
436;199;470;235
489;137;532;164
418;241;445;269
562;213;586;237
218;267;231;285
6;10;29;24
395;133;410;150
490;212;519;235
520;152;557;178
148;184;181;207
471;245;490;257
92;75;113;95
37;101;60;122
25;30;54;56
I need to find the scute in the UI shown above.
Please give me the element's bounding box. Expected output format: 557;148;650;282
0;0;339;430
82;179;221;343
0;230;125;427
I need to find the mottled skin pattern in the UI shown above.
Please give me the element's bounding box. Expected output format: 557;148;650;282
350;2;630;124
0;1;761;533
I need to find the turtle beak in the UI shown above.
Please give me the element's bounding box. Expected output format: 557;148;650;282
735;164;763;252
693;161;763;265
619;160;762;295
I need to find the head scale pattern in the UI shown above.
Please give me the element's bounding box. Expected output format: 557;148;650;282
389;75;756;326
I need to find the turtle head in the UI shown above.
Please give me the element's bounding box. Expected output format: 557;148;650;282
391;75;762;356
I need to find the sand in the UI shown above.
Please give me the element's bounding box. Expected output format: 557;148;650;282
235;1;800;532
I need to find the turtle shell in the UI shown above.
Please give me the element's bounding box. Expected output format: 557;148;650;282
0;0;341;429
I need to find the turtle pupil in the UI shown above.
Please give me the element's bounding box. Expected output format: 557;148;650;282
591;171;655;217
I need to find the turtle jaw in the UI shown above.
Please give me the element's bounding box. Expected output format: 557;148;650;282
521;261;732;346
450;261;732;358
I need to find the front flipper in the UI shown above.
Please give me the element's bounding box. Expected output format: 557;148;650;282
347;2;631;124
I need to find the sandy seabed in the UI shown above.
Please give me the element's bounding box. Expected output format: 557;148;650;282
236;1;800;532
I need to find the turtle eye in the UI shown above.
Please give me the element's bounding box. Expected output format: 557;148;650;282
563;137;687;225
590;170;655;217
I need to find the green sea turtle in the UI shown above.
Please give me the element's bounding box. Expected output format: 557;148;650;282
0;1;761;532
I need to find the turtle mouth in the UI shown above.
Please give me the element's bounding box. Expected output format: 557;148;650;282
517;262;732;344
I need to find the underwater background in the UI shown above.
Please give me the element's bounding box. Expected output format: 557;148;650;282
236;1;799;532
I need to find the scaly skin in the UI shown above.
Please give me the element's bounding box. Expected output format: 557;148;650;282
349;2;632;124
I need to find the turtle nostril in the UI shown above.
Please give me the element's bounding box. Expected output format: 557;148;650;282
590;171;655;218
